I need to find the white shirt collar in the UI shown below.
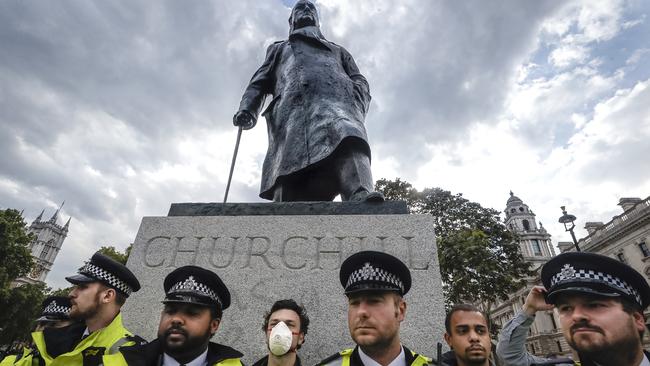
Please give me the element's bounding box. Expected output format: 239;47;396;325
640;353;650;366
162;349;208;366
358;346;405;366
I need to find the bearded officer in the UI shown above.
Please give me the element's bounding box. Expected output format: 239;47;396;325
318;251;432;366
13;252;142;366
105;265;243;366
538;252;650;366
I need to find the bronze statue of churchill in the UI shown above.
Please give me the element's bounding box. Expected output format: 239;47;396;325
234;0;383;202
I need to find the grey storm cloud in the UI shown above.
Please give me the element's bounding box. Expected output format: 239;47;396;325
0;0;571;222
1;1;284;142
0;0;289;220
313;1;565;169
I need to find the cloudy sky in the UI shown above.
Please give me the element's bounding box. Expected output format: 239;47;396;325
1;0;649;290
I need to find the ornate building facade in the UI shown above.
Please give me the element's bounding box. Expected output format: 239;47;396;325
13;205;70;286
491;192;570;357
503;192;556;269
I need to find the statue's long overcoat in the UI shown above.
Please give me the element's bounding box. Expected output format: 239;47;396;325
237;33;371;200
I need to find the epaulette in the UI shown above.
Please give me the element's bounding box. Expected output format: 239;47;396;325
125;334;147;346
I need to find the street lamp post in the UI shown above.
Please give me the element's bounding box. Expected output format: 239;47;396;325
558;206;580;252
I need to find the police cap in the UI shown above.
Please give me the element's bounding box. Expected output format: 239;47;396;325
163;265;231;311
541;252;650;309
36;296;71;322
66;251;141;297
340;251;411;296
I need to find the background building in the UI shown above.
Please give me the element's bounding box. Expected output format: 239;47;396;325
13;205;70;286
491;192;569;357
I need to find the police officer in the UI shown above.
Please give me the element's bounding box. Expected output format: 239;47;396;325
538;252;650;366
0;296;75;366
318;251;432;366
34;296;75;331
105;265;243;366
13;252;142;366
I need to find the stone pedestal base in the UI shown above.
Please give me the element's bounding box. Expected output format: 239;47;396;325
122;204;444;364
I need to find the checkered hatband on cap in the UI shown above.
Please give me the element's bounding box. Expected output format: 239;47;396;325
43;300;70;316
79;262;134;296
551;263;643;307
169;276;223;308
345;262;404;293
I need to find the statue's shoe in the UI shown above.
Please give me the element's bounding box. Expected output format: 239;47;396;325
350;191;385;202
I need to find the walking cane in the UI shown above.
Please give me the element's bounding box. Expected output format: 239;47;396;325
223;126;243;204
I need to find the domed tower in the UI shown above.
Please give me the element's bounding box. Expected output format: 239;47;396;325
14;203;70;286
504;191;555;269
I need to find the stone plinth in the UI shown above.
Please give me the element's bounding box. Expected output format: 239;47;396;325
168;201;408;216
122;207;443;365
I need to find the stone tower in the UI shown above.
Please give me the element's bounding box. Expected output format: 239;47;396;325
14;204;70;285
504;191;555;269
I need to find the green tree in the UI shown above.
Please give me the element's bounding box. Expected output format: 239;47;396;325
0;209;34;288
97;244;132;265
0;282;46;345
375;179;532;310
0;209;45;347
375;178;420;208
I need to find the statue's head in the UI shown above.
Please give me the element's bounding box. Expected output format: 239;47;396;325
289;0;320;32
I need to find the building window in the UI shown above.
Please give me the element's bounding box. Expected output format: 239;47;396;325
40;245;49;259
639;242;650;258
549;313;557;329
556;340;562;352
530;343;536;354
617;252;627;263
522;219;530;231
532;240;542;256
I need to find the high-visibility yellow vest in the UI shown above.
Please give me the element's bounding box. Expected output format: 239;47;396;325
319;347;433;366
0;355;18;366
15;313;138;366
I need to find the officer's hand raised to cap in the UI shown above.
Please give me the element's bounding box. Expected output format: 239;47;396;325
523;286;554;316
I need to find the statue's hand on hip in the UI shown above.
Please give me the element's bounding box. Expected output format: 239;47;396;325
233;110;256;130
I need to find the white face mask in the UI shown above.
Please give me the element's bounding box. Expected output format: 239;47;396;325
268;321;294;356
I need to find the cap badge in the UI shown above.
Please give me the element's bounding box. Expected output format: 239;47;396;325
558;264;576;281
168;275;222;307
360;263;374;279
170;276;199;293
345;261;405;293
